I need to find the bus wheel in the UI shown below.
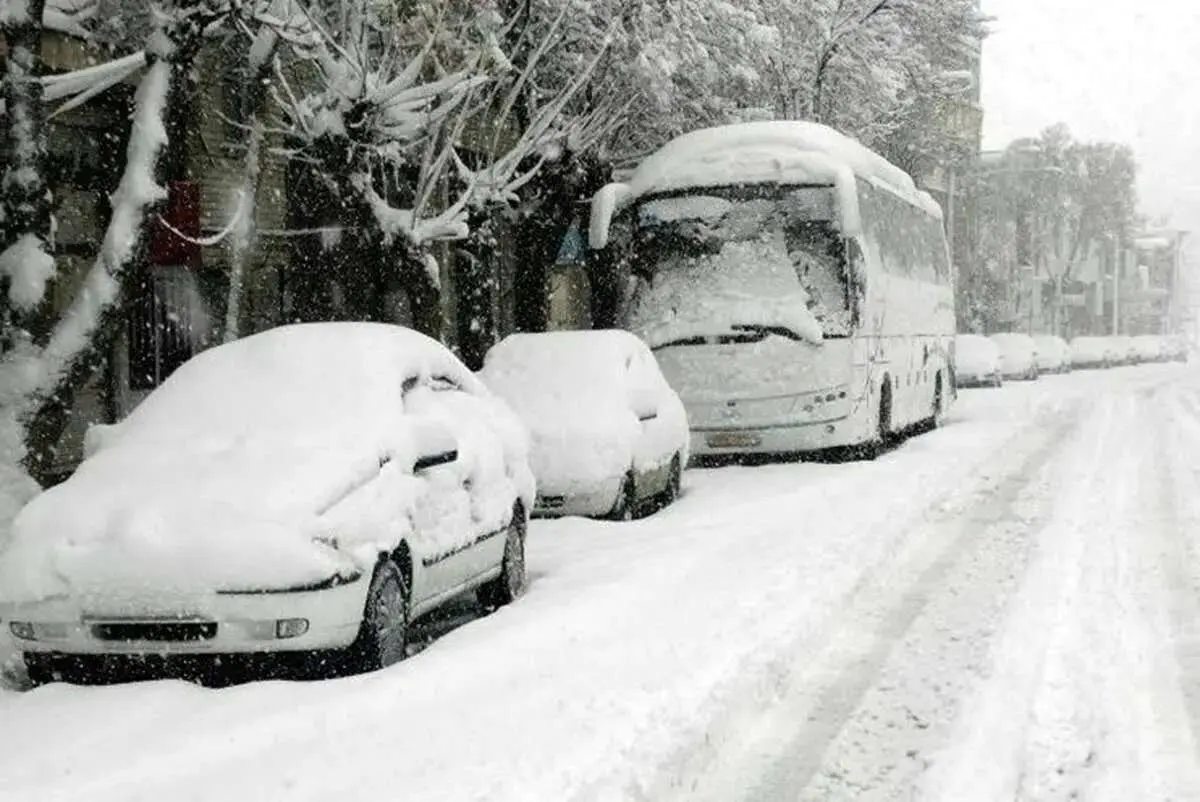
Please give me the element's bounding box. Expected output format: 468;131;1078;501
877;380;893;445
854;379;892;461
931;374;946;430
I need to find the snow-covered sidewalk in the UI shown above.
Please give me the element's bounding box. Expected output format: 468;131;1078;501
0;366;1194;802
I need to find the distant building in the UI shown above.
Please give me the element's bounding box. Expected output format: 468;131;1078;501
1121;229;1188;335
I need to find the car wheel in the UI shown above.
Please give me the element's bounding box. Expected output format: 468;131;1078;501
23;653;62;687
659;454;683;509
480;503;527;608
609;473;637;521
345;559;409;673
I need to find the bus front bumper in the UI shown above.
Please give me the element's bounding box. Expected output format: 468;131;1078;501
690;417;860;459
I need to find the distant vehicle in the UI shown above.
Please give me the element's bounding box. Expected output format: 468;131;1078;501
1110;335;1137;365
989;333;1040;380
1164;335;1191;362
1070;336;1116;369
1131;335;1166;363
589;121;955;461
1031;335;1071;374
480;330;689;520
954;334;1003;388
0;323;535;685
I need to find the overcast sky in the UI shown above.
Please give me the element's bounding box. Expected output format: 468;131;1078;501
981;0;1200;232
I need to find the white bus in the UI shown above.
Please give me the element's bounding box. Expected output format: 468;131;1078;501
588;121;955;460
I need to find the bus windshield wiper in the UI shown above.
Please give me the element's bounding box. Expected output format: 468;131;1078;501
650;336;707;351
729;323;813;343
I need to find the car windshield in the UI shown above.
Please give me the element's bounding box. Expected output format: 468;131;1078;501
625;186;851;344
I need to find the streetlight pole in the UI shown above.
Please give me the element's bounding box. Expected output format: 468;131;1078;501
1112;242;1122;336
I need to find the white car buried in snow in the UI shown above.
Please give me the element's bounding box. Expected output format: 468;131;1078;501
1031;335;1071;374
479;330;689;520
1070;336;1116;369
989;332;1040;380
953;334;1003;388
0;323;535;685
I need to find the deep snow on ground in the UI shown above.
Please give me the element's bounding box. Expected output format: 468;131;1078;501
1;365;1198;802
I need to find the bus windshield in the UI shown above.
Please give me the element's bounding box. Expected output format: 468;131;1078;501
625;186;852;348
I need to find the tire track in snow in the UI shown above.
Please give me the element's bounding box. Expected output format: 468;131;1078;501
1152;382;1200;758
674;395;1086;802
922;381;1200;801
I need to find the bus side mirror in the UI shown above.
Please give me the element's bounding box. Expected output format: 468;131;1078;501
589;183;633;250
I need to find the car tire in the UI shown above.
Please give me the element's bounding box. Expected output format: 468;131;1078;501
659;454;683;509
480;502;527;608
609;473;637;521
23;653;62;687
345;559;409;673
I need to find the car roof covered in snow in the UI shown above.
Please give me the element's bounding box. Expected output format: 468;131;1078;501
481;330;647;393
108;322;481;447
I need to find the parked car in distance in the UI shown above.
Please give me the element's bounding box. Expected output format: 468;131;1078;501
1131;335;1166;364
954;334;1003;388
1070;336;1115;369
0;323;535;685
1032;335;1071;374
480;330;690;520
1110;335;1137;366
989;333;1040;380
1164;335;1191;362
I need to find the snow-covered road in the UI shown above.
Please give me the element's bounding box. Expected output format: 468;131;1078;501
2;365;1199;802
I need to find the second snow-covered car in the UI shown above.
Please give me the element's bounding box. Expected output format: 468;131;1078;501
480;330;689;520
954;334;1003;387
0;323;535;685
1032;335;1071;374
989;332;1040;380
1070;336;1115;369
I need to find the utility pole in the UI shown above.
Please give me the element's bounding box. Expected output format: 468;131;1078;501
1113;241;1124;335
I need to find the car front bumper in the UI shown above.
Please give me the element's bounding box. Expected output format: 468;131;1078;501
3;577;369;657
533;476;624;519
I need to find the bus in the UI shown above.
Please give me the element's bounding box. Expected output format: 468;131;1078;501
588;121;956;460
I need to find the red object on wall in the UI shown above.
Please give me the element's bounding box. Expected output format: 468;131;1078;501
148;180;202;267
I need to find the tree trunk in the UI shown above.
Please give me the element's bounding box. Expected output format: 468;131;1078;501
512;151;609;332
18;5;213;482
222;51;275;342
0;0;52;340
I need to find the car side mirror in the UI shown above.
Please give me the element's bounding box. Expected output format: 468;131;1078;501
631;388;658;422
411;418;459;472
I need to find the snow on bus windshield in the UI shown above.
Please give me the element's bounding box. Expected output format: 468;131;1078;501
626;187;853;346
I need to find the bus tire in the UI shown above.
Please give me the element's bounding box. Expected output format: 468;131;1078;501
853;378;892;461
930;373;946;430
877;379;893;446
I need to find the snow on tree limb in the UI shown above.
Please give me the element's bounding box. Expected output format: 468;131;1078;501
0;234;54;310
35;57;170;380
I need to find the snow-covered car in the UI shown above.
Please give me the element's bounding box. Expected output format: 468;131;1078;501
480;330;689;520
1069;336;1116;369
1164;335;1190;363
989;333;1039;380
953;334;1003;388
0;323;535;685
1131;335;1166;363
1032;335;1071;374
1110;335;1137;365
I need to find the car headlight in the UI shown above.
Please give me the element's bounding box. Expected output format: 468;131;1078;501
9;621;36;641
